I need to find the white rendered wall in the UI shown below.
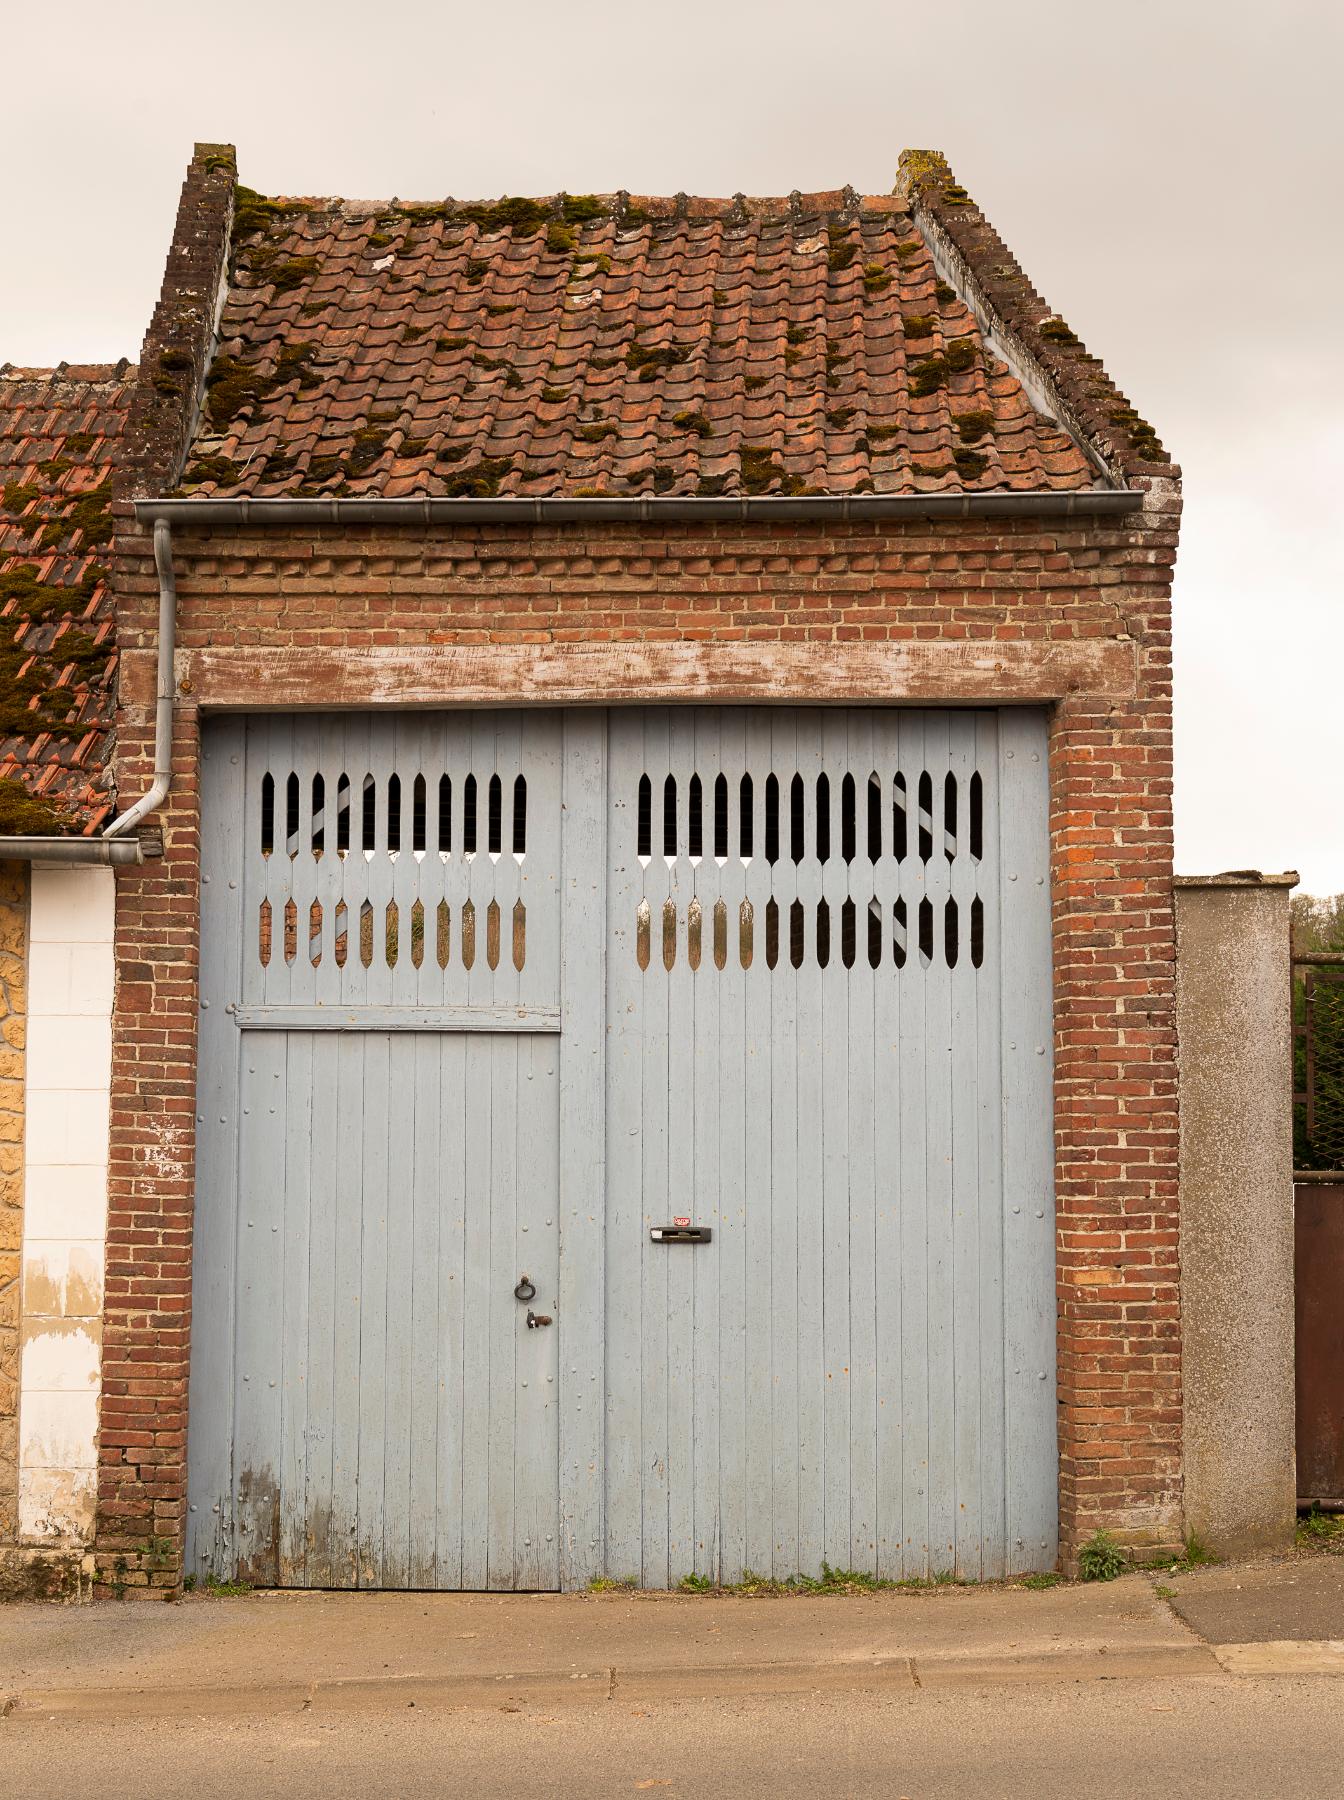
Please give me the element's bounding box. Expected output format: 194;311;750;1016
18;867;114;1544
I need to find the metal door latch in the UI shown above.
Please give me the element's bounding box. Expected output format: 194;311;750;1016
526;1310;553;1329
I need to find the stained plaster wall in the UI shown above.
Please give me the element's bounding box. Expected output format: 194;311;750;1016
16;867;115;1561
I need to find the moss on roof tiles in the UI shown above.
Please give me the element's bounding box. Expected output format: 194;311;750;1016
183;173;1112;501
0;369;129;828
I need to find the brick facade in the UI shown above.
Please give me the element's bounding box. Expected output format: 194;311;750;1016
96;489;1182;1591
85;143;1184;1592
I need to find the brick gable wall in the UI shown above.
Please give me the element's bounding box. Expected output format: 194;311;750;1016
97;485;1181;1590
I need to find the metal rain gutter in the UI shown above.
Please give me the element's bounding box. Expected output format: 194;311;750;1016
134;489;1144;529
0;834;149;866
104;517;177;841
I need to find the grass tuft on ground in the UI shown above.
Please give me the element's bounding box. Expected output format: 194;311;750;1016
1297;1508;1344;1554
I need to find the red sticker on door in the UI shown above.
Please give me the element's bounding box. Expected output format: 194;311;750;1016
674;1216;690;1228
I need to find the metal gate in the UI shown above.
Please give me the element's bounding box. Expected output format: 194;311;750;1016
189;707;1055;1588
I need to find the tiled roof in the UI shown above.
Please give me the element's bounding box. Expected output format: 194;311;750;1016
0;364;132;835
178;185;1101;501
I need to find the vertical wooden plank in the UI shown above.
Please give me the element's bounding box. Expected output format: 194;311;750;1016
328;1029;364;1586
187;717;248;1581
460;1033;493;1588
407;1031;442;1589
974;712;1008;1579
310;715;346;1013
767;712;800;1579
845;710;879;1574
602;710;643;1581
664;709;697;1584
559;710;607;1589
380;1032;416;1586
999;708;1057;1573
301;1029;339;1587
690;709;723;1582
356;1033;390;1585
742;708;775;1578
766;716;798;1576
487;1032;519;1586
282;716;313;1009
871;709;905;1579
638;710;672;1587
899;711;931;1576
514;1034;561;1588
435;1029;468;1589
715;709;748;1583
819;709;852;1573
231;1031;286;1586
386;714;417;1010
277;1028;313;1585
299;712;352;1587
947;710;984;1578
793;711;826;1579
257;714;291;1013
922;712;957;1576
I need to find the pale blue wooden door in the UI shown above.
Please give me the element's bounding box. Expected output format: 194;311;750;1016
603;708;1055;1585
191;706;1055;1592
189;713;564;1589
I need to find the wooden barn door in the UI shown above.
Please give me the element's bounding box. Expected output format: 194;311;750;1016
603;708;1056;1585
189;712;566;1590
190;705;1055;1591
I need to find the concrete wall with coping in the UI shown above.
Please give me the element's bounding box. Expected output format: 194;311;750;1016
1176;872;1298;1555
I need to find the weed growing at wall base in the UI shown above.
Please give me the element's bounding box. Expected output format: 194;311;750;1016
1078;1531;1127;1582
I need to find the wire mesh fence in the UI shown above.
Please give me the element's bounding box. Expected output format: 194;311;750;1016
1294;959;1344;1172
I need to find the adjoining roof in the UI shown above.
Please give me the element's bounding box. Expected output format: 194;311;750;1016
177;175;1115;503
0;363;132;835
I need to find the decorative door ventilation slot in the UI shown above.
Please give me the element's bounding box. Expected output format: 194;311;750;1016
231;712;563;1007
634;895;983;973
636;769;981;868
259;769;528;861
259;896;526;972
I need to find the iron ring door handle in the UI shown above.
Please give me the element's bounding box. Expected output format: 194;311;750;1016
514;1275;536;1303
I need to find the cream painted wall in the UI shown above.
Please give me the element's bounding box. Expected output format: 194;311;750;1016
18;866;114;1544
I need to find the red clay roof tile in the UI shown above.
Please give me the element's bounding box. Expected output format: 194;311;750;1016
179;188;1101;501
0;364;132;834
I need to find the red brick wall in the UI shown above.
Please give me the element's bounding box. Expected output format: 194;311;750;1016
98;489;1181;1589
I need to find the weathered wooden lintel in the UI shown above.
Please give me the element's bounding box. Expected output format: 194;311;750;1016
131;638;1139;711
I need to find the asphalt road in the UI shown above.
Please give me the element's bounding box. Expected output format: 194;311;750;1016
5;1673;1342;1799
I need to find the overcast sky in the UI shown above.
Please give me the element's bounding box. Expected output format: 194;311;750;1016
5;2;1340;890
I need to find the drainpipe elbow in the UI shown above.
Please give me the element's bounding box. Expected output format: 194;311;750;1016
105;517;177;840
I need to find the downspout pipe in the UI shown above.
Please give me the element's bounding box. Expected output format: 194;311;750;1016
104;516;176;840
